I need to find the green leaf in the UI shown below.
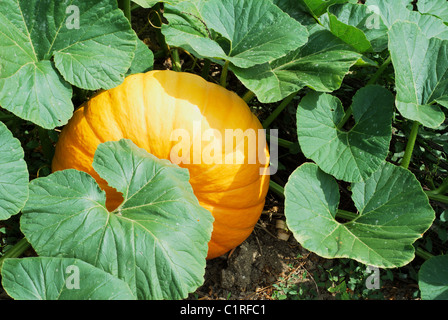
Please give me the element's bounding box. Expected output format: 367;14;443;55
1;257;135;300
126;39;154;76
419;255;448;300
417;0;448;23
366;0;448;39
269;0;316;27
297;0;357;18
320;3;389;53
162;0;308;68
0;0;137;129
297;85;394;182
0;122;28;221
202;0;308;68
233;26;361;103
284;162;435;268
162;1;226;62
21;139;213;300
389;21;448;128
0;60;73;130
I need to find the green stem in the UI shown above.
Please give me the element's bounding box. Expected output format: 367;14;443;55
220;60;230;88
242;90;256;104
269;180;285;198
434;177;448;195
336;209;359;221
400;121;420;169
366;55;392;86
337;55;392;130
336;106;353;130
267;135;295;149
118;0;131;22
415;247;434;261
262;92;297;129
0;238;31;273
425;191;448;204
171;48;182;72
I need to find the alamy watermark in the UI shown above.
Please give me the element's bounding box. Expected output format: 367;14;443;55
365;5;381;30
65;265;80;290
169;121;278;176
365;265;380;290
65;5;80;30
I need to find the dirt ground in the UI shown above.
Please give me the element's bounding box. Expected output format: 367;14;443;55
191;195;421;301
194;218;326;300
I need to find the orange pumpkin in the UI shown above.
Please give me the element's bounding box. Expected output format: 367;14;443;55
52;70;270;259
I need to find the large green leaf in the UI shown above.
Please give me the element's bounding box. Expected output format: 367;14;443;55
297;85;394;182
284;162;435;268
320;2;389;53
419;255;448;300
366;0;448;39
1;257;136;300
233;25;361;103
389;21;448;128
417;0;448;24
21;139;213;300
0;122;28;221
162;0;225;62
162;0;308;68
0;0;137;129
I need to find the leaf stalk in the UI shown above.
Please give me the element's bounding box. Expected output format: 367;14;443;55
262;92;297;129
0;238;31;274
401;121;420;169
220;60;230;88
118;0;132;22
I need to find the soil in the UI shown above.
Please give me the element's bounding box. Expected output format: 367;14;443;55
193;221;329;300
191;201;421;301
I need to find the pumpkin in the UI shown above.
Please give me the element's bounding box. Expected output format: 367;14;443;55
52;70;270;259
